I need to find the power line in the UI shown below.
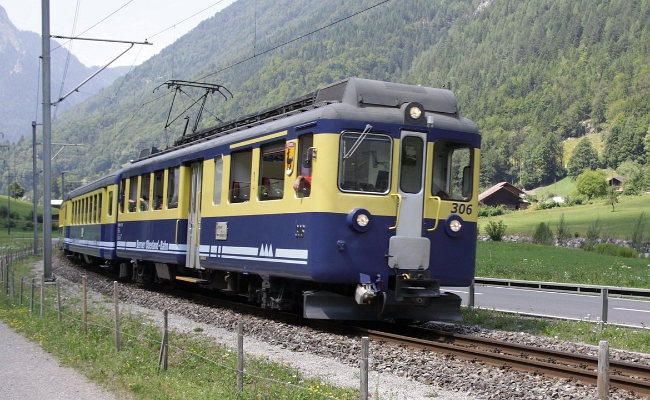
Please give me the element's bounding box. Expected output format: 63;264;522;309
145;0;230;41
198;0;391;81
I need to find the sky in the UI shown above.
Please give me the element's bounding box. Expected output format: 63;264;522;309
1;0;238;67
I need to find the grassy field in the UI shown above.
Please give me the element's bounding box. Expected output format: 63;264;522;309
480;194;650;239
476;241;650;288
0;257;359;400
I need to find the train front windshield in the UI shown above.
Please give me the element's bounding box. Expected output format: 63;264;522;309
338;132;392;194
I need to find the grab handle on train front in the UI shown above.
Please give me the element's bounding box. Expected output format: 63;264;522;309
426;196;443;232
389;193;402;230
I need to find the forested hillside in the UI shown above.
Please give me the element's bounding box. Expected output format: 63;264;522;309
0;5;127;143
6;0;650;200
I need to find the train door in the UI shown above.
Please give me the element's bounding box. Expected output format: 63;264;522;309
388;130;430;270
186;162;203;269
396;131;426;237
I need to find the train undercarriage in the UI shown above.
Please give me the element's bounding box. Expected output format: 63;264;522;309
65;251;462;322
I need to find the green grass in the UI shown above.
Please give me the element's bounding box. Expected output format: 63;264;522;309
480;194;650;239
476;241;650;288
0;257;358;400
460;308;650;354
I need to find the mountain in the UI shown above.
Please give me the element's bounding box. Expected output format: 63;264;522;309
5;0;650;199
0;5;127;143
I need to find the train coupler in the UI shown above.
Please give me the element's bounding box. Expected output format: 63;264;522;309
393;273;441;301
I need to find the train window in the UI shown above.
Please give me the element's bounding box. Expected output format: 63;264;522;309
296;135;313;198
339;132;392;194
119;179;126;214
128;178;137;212
259;141;284;201
431;141;473;202
108;191;113;217
230;150;252;203
92;195;96;223
167;166;180;209
140;173;151;211
400;136;424;194
97;193;103;222
213;156;223;205
153;170;164;210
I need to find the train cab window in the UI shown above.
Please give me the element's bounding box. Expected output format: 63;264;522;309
259;141;284;201
128;178;138;212
153;170;164;210
400;136;424;194
213;156;223;205
230;150;252;203
167;166;179;209
431;141;473;201
140;173;151;211
296;135;313;198
339;132;392;194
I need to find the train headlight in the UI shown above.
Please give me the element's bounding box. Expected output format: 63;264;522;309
409;106;422;120
403;102;426;125
444;215;464;238
347;208;372;233
357;213;370;227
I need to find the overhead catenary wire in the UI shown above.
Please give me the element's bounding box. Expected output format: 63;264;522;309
198;0;391;82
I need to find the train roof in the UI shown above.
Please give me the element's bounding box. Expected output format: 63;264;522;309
171;77;468;146
64;171;121;201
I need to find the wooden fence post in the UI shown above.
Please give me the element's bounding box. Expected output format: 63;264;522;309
40;274;45;317
56;281;62;322
158;309;169;373
237;322;244;392
114;281;120;352
20;277;24;305
597;341;610;399
82;276;87;334
30;278;35;313
360;336;369;400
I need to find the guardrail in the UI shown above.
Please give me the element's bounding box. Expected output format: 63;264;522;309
475;277;650;298
470;277;650;329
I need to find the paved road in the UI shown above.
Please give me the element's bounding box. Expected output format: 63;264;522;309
0;321;117;400
445;285;650;328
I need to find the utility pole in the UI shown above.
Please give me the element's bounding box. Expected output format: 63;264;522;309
42;0;53;280
1;136;9;236
33;121;42;255
40;0;150;281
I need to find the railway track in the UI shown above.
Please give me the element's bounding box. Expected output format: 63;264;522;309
344;324;650;397
64;259;650;398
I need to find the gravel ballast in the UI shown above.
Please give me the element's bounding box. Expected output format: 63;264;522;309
49;254;648;400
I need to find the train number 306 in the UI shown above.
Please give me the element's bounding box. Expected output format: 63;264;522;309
450;203;473;215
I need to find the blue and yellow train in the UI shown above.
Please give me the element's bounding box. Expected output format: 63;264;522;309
61;77;481;321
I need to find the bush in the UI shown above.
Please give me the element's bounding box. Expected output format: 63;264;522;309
586;217;602;243
593;243;637;258
617;246;638;258
478;205;509;217
631;212;646;253
484;220;507;241
556;214;571;246
532;222;554;245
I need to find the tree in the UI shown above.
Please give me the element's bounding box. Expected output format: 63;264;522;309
567;137;599;178
575;169;607;200
607;186;619;212
8;181;25;199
